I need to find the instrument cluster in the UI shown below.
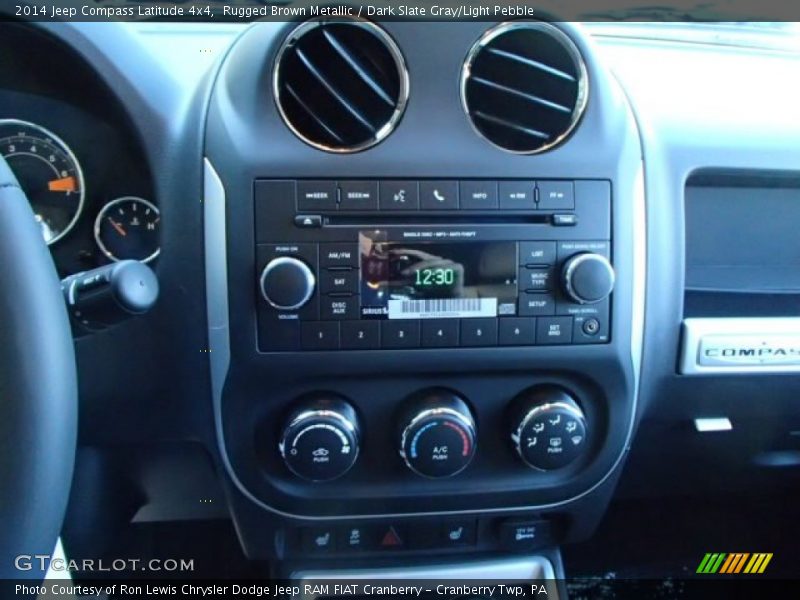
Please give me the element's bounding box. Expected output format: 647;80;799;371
0;23;159;276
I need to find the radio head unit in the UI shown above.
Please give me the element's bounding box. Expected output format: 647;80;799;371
254;179;613;352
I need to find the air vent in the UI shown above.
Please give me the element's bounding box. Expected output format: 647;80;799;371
274;18;409;153
461;22;588;154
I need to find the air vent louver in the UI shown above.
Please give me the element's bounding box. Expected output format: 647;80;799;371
274;19;408;153
462;22;588;154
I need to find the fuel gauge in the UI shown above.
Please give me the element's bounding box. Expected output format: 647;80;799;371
95;197;160;263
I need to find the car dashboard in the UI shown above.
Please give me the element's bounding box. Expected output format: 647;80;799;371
1;14;799;583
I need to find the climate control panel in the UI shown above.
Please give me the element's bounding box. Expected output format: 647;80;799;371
276;386;591;483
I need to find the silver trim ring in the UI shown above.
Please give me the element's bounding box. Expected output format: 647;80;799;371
259;256;316;311
460;21;589;155
93;196;161;264
278;409;360;482
273;17;410;154
563;253;615;304
0;118;86;245
512;400;587;471
399;407;477;479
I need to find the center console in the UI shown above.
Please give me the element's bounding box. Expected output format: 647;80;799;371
203;17;644;564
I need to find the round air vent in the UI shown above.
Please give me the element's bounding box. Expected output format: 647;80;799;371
461;22;588;154
273;18;409;153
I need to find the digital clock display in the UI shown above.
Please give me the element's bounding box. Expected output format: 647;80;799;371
358;233;519;320
414;267;457;287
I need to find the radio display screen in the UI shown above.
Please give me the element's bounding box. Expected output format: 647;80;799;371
358;231;518;319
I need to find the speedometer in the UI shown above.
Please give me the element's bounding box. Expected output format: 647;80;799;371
0;119;85;244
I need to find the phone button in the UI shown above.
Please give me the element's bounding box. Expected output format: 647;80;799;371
420;181;458;210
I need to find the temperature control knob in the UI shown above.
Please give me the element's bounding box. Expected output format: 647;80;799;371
510;386;588;471
399;390;476;478
562;253;615;304
260;256;315;310
279;397;360;482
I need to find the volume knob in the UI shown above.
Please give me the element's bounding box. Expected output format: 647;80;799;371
260;256;315;310
562;253;615;304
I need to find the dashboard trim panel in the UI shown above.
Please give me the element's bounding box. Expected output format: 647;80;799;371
204;158;646;520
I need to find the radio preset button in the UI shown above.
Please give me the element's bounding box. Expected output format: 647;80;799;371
380;181;419;210
301;322;340;350
537;181;575;210
420;181;458;210
381;321;421;349
460;318;498;347
499;181;535;210
422;319;459;347
297;180;337;211
338;181;378;211
320;269;358;295
320;243;359;268
459;181;498;210
536;317;573;344
341;321;380;350
321;296;359;320
518;267;553;292
519;242;556;266
498;318;536;345
518;294;556;316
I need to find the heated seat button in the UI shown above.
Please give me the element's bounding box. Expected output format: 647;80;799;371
302;527;337;554
441;520;477;548
460;181;498;210
341;321;380;350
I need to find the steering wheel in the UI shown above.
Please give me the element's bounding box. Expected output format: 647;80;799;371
0;155;77;579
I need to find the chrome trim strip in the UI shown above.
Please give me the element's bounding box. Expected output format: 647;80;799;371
681;317;800;375
204;159;231;424
273;17;410;154
204;158;644;520
460;21;589;155
694;417;732;432
292;557;557;590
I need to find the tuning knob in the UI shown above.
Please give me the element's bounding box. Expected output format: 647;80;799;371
399;389;477;478
260;256;315;310
279;396;360;482
510;386;588;471
562;253;615;304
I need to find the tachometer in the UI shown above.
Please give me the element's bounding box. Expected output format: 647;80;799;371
94;197;160;263
0;119;85;244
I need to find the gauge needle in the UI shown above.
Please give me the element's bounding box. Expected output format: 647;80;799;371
107;217;127;237
48;176;76;193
